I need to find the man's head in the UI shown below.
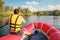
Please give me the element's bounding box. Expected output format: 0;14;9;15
14;8;19;14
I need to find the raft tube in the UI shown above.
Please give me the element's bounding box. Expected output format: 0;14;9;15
0;22;60;40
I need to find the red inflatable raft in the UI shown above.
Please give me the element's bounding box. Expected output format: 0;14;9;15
0;22;60;40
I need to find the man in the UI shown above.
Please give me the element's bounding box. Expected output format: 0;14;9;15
6;8;26;35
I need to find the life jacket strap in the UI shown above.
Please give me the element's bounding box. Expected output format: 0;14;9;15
10;23;22;26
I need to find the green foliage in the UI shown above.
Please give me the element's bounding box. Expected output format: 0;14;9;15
16;7;33;16
0;0;4;12
4;5;13;12
33;10;60;16
53;10;60;16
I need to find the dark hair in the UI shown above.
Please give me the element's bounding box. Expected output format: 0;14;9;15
14;8;19;14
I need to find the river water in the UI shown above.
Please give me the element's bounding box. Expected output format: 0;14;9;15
25;16;60;28
0;16;60;40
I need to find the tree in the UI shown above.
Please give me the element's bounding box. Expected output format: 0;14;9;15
43;11;49;16
0;0;4;12
53;10;60;16
4;6;10;11
17;7;23;13
22;8;33;16
4;6;13;11
48;11;53;16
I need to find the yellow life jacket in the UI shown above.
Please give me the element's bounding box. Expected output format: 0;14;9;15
10;14;22;32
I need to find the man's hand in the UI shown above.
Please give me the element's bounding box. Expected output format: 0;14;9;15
5;19;10;25
20;28;31;40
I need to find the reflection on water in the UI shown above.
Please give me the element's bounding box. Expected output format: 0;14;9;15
0;16;60;37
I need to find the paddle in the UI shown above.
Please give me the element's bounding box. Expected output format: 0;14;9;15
0;24;8;29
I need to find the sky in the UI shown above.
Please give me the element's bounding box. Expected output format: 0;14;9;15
4;0;60;12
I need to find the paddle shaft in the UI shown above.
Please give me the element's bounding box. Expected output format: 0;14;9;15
0;24;8;29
